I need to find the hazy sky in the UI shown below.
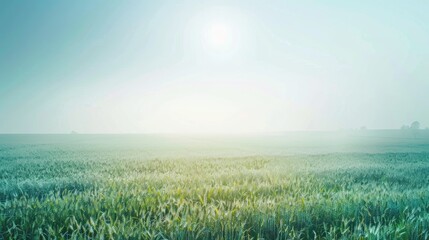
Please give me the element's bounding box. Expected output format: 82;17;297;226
1;0;428;133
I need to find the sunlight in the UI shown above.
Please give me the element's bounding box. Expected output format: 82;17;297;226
205;23;230;48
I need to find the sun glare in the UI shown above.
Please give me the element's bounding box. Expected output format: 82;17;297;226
203;22;233;50
208;23;229;47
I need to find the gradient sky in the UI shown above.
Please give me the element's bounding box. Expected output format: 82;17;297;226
1;0;428;133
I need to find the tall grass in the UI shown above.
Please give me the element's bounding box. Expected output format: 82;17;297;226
1;144;429;239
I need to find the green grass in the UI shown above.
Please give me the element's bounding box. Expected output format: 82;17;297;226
1;135;429;239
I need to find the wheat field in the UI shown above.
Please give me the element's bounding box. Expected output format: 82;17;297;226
1;133;429;239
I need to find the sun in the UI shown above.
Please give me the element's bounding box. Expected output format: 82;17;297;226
204;22;232;49
209;23;229;46
196;11;246;58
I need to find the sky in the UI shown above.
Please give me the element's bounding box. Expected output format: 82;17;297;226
1;0;428;133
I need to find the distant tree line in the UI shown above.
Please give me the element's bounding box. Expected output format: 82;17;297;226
400;121;427;138
401;121;420;130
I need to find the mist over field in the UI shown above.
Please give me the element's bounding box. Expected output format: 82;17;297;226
1;1;429;239
1;130;429;156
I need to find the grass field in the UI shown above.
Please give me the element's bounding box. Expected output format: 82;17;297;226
1;132;429;239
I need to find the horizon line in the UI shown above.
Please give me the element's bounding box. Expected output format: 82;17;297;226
1;128;428;135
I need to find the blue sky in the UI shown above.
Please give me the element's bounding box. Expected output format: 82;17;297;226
1;1;428;133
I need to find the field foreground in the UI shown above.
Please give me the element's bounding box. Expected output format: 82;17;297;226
1;134;429;239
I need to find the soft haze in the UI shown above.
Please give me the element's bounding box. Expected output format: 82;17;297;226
1;0;428;133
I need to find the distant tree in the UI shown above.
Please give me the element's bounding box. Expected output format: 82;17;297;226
360;126;367;131
410;121;420;138
410;121;420;130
